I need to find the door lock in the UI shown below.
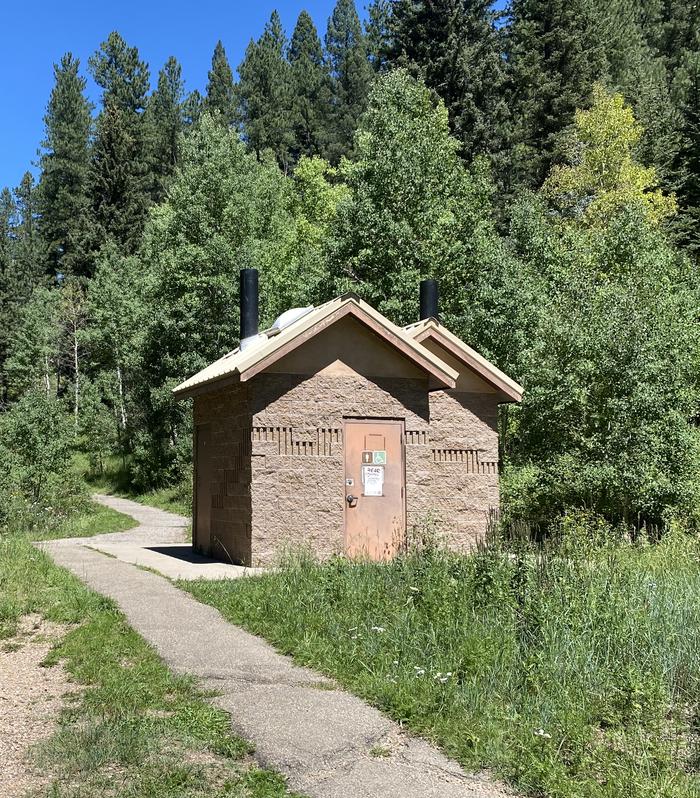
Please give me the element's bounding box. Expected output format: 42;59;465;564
346;494;358;507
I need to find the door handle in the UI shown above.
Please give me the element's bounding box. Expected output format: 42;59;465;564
346;494;358;507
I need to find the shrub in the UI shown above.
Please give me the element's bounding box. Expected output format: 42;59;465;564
0;392;87;534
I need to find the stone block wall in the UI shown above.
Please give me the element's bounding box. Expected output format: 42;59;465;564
248;372;430;565
405;390;500;551
194;374;501;566
193;385;252;564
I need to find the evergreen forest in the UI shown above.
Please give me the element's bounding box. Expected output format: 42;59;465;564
2;0;700;535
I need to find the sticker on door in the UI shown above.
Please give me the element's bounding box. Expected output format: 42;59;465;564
362;465;384;496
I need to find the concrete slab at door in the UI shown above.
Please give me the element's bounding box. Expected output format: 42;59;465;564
194;423;212;552
343;419;405;560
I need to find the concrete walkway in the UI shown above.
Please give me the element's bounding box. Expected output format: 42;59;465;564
47;495;260;580
41;495;513;798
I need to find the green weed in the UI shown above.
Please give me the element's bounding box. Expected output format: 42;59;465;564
181;523;700;798
80;452;192;516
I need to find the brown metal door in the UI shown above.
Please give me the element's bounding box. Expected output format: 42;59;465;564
194;423;212;552
343;419;406;560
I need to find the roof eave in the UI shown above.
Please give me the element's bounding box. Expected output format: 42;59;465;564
411;324;523;403
172;369;242;400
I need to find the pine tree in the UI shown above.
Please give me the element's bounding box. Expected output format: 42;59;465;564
89;31;150;114
0;188;17;403
89;32;152;256
183;89;204;128
90;102;150;254
13;173;42;289
37;53;93;278
288;11;332;160
4;286;61;401
204;41;236;125
505;0;606;191
146;56;185;202
237;11;295;171
365;0;392;73
324;0;373;162
386;0;509;163
0;175;44;400
672;50;700;252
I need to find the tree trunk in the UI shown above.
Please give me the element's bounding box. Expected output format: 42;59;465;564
44;354;50;398
116;359;127;430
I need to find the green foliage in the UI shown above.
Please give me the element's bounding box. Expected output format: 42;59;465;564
386;0;508;163
237;12;295;171
0;391;84;531
83;241;145;458
204;41;236;126
288;11;332;161
133;115;331;485
504;0;606;191
0;178;47;403
183;527;700;798
671;50;700;251
542;84;677;227
324;0;373;162
4;286;60;400
331;69;502;329
88;30;150;114
88;32;152;257
146;56;186;202
504;200;700;527
38;52;93;277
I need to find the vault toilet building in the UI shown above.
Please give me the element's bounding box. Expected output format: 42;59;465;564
174;270;523;566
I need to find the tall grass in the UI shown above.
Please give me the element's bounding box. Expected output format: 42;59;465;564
183;516;700;798
79;451;192;516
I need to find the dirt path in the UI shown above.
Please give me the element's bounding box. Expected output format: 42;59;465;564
0;616;71;798
41;495;515;798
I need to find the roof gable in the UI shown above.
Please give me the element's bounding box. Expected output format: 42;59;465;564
404;318;523;403
173;296;458;398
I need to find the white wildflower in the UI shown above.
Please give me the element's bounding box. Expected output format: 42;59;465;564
534;729;552;739
371;626;386;633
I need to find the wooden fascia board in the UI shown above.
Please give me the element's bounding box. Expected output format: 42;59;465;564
173;370;241;400
413;327;523;402
239;302;457;388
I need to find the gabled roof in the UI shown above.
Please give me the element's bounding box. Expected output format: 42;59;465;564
173;295;459;399
404;318;523;403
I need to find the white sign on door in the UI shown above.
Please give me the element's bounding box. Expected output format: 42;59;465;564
362;465;384;496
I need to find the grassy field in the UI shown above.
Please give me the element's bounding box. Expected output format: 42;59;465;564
0;505;299;797
31;501;139;541
181;520;700;798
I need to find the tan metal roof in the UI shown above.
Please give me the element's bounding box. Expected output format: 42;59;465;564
173;294;459;399
404;318;523;402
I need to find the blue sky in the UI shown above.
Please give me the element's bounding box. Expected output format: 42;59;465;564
0;0;346;191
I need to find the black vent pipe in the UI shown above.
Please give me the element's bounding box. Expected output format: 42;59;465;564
239;268;259;341
419;279;439;321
